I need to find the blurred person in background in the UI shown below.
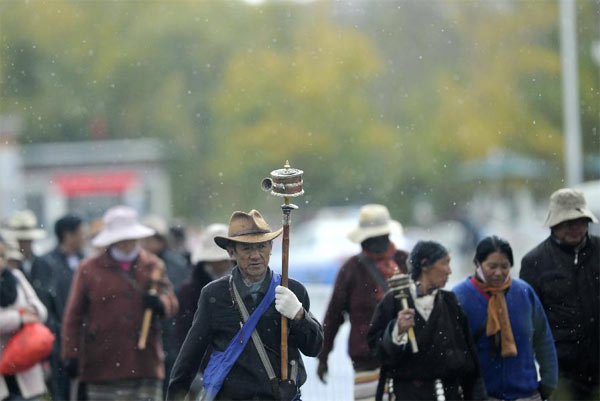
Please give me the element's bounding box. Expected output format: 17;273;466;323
83;218;104;255
1;210;46;286
520;188;599;400
61;206;178;401
168;219;191;265
454;236;557;401
142;215;191;398
0;234;49;401
167;210;323;401
368;241;485;401
4;239;24;272
176;223;234;348
317;204;408;401
174;223;234;400
30;214;85;401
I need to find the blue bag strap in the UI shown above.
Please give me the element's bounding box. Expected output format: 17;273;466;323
202;272;281;401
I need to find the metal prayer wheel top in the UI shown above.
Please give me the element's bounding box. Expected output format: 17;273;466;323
387;271;411;299
261;161;304;198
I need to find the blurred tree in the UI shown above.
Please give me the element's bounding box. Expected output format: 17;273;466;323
1;0;597;224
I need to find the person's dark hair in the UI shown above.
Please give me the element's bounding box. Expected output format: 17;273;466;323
55;214;83;243
409;241;448;280
473;235;514;267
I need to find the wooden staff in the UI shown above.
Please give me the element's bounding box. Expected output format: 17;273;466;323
261;161;304;381
281;199;292;380
138;262;164;350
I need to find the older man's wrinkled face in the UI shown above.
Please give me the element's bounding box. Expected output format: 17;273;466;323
552;218;589;246
228;241;272;283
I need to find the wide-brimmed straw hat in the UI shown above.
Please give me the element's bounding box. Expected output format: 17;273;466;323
192;223;233;264
214;210;282;249
1;210;46;241
348;204;403;244
92;206;155;247
544;188;598;228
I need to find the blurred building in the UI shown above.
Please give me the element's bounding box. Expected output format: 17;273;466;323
1;129;171;228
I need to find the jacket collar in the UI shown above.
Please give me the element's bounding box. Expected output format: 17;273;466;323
550;233;589;254
232;266;272;302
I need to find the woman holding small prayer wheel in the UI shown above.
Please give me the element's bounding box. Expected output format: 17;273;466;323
368;241;486;401
453;236;558;401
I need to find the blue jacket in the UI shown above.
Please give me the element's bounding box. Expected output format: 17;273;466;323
453;277;557;399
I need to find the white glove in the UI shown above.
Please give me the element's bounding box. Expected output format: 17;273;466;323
275;285;303;320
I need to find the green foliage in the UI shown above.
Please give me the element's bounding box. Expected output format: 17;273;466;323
1;0;598;223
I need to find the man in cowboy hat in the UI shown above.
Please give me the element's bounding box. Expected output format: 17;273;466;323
167;210;323;401
520;188;600;400
61;205;179;401
317;204;408;401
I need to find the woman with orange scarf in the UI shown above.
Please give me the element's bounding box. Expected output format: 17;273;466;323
453;236;558;401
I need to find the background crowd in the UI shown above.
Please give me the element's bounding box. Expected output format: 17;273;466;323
0;186;598;401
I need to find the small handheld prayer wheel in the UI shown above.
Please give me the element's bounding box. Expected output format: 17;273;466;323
387;271;419;353
261;163;304;198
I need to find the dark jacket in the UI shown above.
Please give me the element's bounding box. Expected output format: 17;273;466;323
167;267;324;401
175;263;213;349
320;250;408;371
520;234;600;384
61;249;179;382
32;247;83;400
367;290;486;400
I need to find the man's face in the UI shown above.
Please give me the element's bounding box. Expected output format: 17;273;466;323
65;225;85;252
551;217;589;246
228;241;272;283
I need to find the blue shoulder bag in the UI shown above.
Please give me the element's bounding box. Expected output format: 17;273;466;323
201;272;280;401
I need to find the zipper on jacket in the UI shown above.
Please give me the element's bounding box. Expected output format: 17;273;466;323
574;251;579;265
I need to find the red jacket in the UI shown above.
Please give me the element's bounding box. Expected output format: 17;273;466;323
319;250;408;371
61;249;178;382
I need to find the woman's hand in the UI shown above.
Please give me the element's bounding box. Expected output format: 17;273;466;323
21;307;41;324
396;308;415;334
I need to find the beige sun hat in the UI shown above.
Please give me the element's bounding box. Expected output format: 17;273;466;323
1;210;46;241
192;223;233;264
214;210;282;249
92;206;155;247
544;188;598;228
348;204;403;244
142;215;169;238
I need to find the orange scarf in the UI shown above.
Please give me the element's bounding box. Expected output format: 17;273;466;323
475;276;518;357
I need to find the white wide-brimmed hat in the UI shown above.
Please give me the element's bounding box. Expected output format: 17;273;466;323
1;210;46;241
192;223;233;264
348;204;403;244
92;206;155;247
544;188;598;228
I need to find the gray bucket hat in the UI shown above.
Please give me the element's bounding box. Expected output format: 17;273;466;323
544;188;598;228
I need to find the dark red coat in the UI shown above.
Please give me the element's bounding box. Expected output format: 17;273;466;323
61;249;178;382
319;250;408;371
